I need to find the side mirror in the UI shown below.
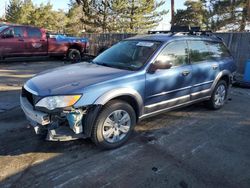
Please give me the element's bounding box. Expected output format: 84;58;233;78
149;60;173;72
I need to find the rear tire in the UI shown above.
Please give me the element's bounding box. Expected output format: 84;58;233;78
206;80;228;110
67;49;81;63
91;100;136;149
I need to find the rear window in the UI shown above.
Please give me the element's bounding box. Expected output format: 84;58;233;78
27;27;42;38
207;42;231;58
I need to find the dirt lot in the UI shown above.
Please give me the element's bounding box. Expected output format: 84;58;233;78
0;60;250;188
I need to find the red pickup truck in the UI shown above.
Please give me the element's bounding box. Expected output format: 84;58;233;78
0;25;89;61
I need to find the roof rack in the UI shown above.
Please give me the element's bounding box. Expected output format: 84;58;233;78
148;30;171;34
148;26;213;37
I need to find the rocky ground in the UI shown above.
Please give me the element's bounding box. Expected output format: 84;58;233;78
0;60;250;188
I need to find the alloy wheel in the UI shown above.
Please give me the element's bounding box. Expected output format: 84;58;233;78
214;84;226;106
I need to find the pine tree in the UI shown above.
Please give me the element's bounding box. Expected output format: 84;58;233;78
29;3;68;32
174;1;207;28
210;0;248;31
5;0;22;23
66;1;86;35
19;0;35;24
174;0;249;32
76;0;167;33
113;0;167;33
76;0;116;33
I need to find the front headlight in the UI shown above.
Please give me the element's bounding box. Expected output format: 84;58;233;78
35;95;81;110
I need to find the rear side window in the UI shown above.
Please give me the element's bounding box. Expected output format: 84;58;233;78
207;42;231;58
14;27;24;37
156;40;189;67
188;40;213;63
27;28;42;38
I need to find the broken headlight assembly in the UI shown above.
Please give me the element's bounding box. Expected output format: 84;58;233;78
35;95;82;110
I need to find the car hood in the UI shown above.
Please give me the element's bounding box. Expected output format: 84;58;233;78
25;62;132;96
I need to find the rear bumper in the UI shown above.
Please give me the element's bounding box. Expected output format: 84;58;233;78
20;96;50;126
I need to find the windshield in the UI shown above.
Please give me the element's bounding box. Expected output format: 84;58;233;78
92;40;161;71
0;26;8;33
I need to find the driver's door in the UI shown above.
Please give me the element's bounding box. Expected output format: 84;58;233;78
1;26;25;57
145;40;193;113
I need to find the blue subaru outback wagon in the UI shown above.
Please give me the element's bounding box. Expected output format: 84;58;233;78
20;27;236;149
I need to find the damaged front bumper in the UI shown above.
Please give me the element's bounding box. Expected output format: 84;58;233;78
20;96;50;127
20;96;88;141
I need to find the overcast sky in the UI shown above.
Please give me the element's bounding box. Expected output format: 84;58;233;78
0;0;186;30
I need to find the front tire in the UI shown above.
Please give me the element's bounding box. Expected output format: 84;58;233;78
91;100;136;149
206;80;228;110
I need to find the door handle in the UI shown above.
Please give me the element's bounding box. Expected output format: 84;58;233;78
182;70;190;76
212;64;218;70
18;39;24;41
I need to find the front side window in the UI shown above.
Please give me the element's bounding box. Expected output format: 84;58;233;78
92;40;161;71
2;27;14;35
188;40;211;63
0;26;8;33
155;40;189;67
27;28;42;38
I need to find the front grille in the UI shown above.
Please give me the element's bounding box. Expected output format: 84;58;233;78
22;87;35;106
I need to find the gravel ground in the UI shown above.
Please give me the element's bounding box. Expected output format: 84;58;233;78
0;60;250;188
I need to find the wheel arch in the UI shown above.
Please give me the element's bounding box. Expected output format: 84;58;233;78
83;88;144;137
211;70;231;92
67;44;83;54
220;75;230;86
94;88;144;119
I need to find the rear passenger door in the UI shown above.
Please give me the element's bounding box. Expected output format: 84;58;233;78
145;40;192;113
187;40;220;99
207;41;234;71
24;27;47;55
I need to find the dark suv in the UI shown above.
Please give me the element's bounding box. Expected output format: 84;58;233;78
20;27;236;149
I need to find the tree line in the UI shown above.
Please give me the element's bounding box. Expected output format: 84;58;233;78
174;0;249;32
3;0;167;35
4;0;67;32
3;0;249;34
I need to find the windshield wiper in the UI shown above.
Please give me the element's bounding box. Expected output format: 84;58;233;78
116;63;135;71
94;61;113;68
92;61;134;71
121;66;134;71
